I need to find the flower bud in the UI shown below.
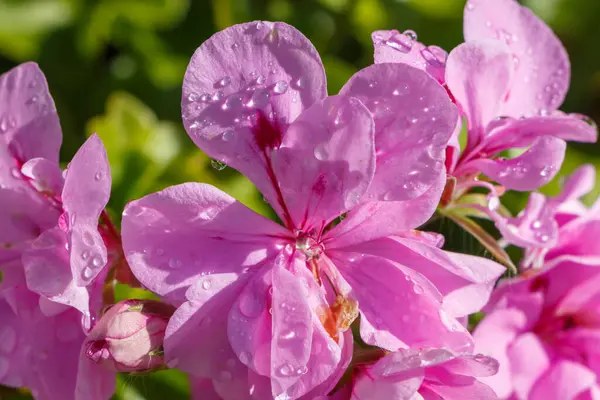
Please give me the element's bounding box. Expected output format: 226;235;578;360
84;299;175;373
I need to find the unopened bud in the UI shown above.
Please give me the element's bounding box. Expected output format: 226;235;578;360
84;299;175;373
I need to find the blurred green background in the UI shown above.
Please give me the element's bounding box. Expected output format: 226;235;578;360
1;0;599;398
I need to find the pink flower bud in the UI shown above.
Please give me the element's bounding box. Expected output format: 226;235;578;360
84;299;174;373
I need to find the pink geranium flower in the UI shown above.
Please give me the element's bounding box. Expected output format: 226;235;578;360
371;0;597;248
0;63;115;399
122;21;504;400
474;168;600;399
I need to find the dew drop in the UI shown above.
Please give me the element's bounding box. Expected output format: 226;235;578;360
466;1;475;10
278;364;291;377
314;144;329;161
200;93;210;102
212;91;224;102
256;75;266;85
413;284;424;294
81;251;90;261
211;159;227;171
82;267;93;280
92;256;104;268
532;220;542;229
403;29;417;41
273;81;288;95
218;76;231;88
94;171;102;181
202;279;211;290
221;130;234;141
187;92;199;102
256;21;264;29
82;231;95;246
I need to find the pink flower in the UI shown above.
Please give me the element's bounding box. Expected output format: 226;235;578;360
474;169;600;398
372;0;597;244
84;299;174;372
0;268;114;400
122;21;504;400
332;348;499;399
0;63;115;399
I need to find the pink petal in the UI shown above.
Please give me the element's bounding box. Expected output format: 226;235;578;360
555;164;596;205
20;157;64;195
272;95;375;229
191;378;223;400
62;134;111;286
467;136;566;191
473;295;543;398
270;257;341;399
492;192;559;248
464;0;570;116
0;62;62;163
122;182;286;300
445;41;513;149
506;332;551;399
75;350;116;400
340;63;457;201
372;30;448;84
441;354;500;378
425;379;499;399
332;253;473;352
483;114;597;155
0;297;27;387
325;170;446;248
339;236;504;318
163;272;247;379
354;356;424;400
228;265;273;376
23;227;90;316
0;187;58;253
181;21;326;190
529;360;596;400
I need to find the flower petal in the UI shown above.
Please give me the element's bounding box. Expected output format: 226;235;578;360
20;157;64;195
464;0;570;116
23;227;90;316
506;332;551;399
163;272;247;379
492;192;559;248
340;63;457;201
467;136;566;191
75;350;116;400
325;170;445;248
181;21;326;189
270;256;341;399
445;41;513;149
0;62;62;163
272;95;375;229
122;182;286;300
62;134;111;286
483;114;597;155
372;30;447;84
332;253;473;352
529;360;596;400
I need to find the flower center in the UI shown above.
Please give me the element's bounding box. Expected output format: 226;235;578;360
294;231;324;260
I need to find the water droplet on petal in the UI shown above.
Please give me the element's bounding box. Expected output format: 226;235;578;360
466;1;475;10
82;267;93;280
256;21;264;29
81;251;90;260
92;256;103;268
273;81;288;95
202;279;211;290
403;29;417;41
94;172;102;181
314;144;329;161
532;220;542;229
187;92;199;102
211;160;227;171
218;76;231;88
277;364;291;377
